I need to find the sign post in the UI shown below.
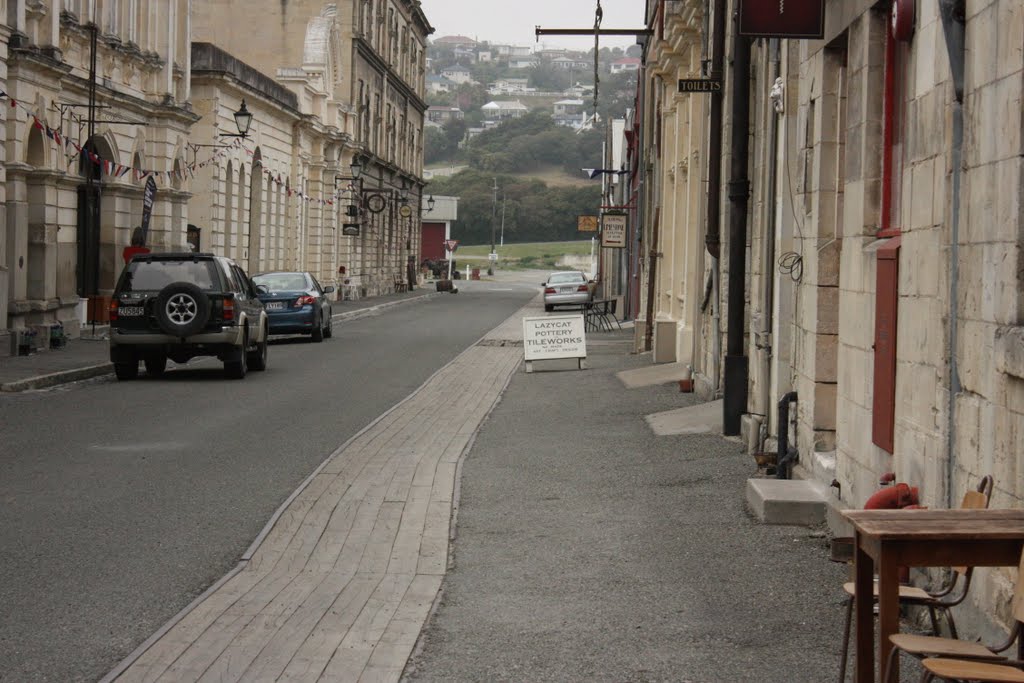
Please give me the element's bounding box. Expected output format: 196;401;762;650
522;314;587;373
444;239;458;280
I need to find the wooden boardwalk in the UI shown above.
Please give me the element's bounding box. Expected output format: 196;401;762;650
106;330;524;683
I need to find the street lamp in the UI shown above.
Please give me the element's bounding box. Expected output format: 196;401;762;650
220;100;253;138
425;195;436;212
349;154;364;179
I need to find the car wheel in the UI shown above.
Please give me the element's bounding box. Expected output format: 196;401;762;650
144;355;167;377
544;304;554;312
154;282;211;337
323;313;333;339
248;323;268;371
311;314;324;343
114;362;139;380
224;331;248;379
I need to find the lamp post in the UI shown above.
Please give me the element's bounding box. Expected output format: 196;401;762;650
489;177;498;276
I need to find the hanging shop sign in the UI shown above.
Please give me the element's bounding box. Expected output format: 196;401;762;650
738;0;826;39
140;175;157;241
365;193;387;213
577;215;599;232
342;223;361;236
678;79;722;93
601;213;627;248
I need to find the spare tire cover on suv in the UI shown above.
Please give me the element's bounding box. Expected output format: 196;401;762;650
155;282;212;337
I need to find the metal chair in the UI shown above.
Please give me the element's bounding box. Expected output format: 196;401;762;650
838;475;995;682
915;542;1024;681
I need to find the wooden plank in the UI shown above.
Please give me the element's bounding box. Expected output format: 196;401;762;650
196;569;326;683
275;574;384;682
231;571;357;682
357;502;405;575
387;485;432;576
417;500;452;576
315;573;414;682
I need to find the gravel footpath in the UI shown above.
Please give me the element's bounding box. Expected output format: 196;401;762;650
402;331;869;682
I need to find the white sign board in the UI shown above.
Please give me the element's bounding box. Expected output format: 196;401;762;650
601;213;627;248
522;314;587;371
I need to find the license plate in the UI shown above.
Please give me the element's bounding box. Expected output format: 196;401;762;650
118;306;144;316
266;301;285;311
559;287;574;293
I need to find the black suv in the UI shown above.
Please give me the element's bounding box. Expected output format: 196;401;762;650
109;253;269;380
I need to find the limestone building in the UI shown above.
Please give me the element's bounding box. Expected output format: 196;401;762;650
629;0;1024;640
190;0;432;296
2;0;194;344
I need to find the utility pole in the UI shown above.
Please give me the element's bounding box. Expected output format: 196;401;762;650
500;192;506;247
489;177;497;275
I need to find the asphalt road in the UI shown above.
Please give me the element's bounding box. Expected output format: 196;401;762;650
0;278;536;682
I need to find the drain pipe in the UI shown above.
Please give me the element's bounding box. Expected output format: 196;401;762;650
723;23;752;435
777;391;799;479
939;0;965;509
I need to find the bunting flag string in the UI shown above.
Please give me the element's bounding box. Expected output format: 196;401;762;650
0;90;370;209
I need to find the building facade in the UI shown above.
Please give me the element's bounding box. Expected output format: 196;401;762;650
2;0;195;346
190;0;432;296
625;0;1024;637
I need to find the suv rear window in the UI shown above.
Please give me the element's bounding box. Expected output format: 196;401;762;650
119;259;221;292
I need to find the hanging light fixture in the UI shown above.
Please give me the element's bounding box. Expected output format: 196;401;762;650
350;155;364;179
427;195;436;211
232;100;253;137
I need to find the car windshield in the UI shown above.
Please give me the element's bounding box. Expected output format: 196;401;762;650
253;273;309;291
547;272;585;285
120;260;220;292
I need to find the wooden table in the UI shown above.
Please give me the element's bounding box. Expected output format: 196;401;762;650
844;509;1024;682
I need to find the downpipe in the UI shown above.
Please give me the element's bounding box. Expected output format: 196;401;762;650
776;391;798;479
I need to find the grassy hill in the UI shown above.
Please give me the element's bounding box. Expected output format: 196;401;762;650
455;240;596;271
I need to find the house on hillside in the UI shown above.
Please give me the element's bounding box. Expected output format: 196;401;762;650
553;99;586;128
552;56;589;70
440;66;473;84
426;75;454;94
481;100;528;121
567;82;595;98
427;106;464;125
488;78;529;95
433;35;477;50
492;44;532;58
509;56;537;70
453;47;477;62
610;56;641;74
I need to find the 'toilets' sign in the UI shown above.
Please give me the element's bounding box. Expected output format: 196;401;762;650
522;315;587;363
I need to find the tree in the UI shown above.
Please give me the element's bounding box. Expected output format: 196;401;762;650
426;169;601;245
528;62;571;91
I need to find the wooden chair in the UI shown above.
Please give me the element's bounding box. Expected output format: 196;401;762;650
916;543;1024;682
838;475;995;682
393;274;408;293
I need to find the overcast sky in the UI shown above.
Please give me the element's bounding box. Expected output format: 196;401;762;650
418;0;645;50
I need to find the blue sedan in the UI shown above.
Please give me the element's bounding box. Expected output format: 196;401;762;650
252;271;335;342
